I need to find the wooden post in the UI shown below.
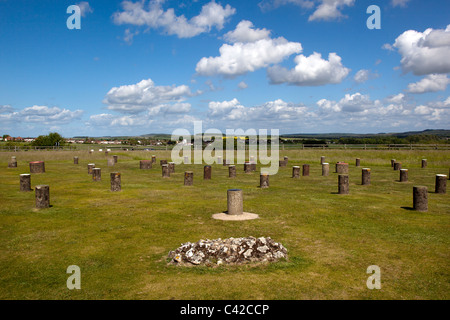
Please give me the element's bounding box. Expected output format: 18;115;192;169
322;163;330;176
302;164;310;176
362;168;371;185
338;175;349;194
140;160;152;169
87;163;95;175
162;164;170;178
35;185;50;209
20;174;32;192
92;168;101;181
204;165;212;180
73;156;79;165
260;172;269;188
29;161;45;173
110;172;121;192
400;169;408;182
227;189;243;215
413;186;428;211
292;166;300;178
229;165;236;178
421;159;427;168
184;171;193;186
435;174;447;194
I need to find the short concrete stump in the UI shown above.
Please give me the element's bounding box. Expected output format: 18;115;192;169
204;165;211;180
92;168;101;181
336;162;348;174
320;156;325;164
8;156;17;168
35;185;50;209
394;162;402;171
356;158;361;167
30;161;45;173
162;164;170;178
322;163;329;176
400;169;408;182
168;162;175;174
260;173;269;188
160;160;168;166
140;160;152;169
152;155;156;164
20;174;32;192
421;159;427;168
435;174;447;194
87;163;95;175
362;168;371;185
110;172;121;192
413;186;428;211
184;171;193;186
302;164;310;176
338;174;349;194
107;158;115;167
73;156;79;165
228;165;236;178
292;166;300;178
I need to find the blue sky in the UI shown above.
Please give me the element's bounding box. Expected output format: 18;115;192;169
0;0;449;137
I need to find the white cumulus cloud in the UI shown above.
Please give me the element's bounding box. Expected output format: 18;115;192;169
407;74;450;94
392;25;450;75
267;52;350;86
112;0;235;38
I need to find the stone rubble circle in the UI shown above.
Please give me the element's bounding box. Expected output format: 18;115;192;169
168;237;288;266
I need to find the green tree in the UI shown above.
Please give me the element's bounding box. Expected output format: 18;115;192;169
31;132;65;146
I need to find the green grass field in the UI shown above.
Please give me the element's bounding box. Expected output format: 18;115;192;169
0;149;449;299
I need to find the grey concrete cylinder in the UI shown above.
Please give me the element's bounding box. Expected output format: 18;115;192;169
92;168;101;181
421;159;427;168
336;162;349;174
322;163;330;176
229;165;236;178
140;160;152;169
35;185;50;209
435;174;447;194
107;158;115;167
110;172;121;192
184;171;193;186
20;174;32;192
394;162;402;171
400;169;408;182
362;168;371;185
113;155;118;164
320;156;325;164
292;166;300;178
279;160;287;167
227;189;243;215
260;173;269;188
302;164;310;176
284;156;289;164
204;165;212;180
29;161;45;173
87;163;95;175
338;174;349;194
8;156;17;168
356;158;361;167
413;186;428;211
162;164;170;178
168;162;175;174
73;156;79;165
244;162;252;174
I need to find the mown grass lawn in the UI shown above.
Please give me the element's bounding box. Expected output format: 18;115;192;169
0;149;449;299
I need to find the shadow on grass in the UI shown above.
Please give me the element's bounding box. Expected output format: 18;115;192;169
401;206;415;211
